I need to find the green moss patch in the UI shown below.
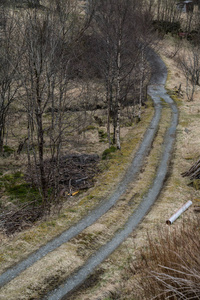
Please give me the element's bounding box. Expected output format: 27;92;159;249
0;172;41;204
2;145;15;157
102;146;117;160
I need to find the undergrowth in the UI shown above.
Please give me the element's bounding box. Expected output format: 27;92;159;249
102;146;117;160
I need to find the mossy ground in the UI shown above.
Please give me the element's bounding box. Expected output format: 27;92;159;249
0;172;41;205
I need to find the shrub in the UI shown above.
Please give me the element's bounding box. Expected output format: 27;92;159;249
3;145;15;156
152;20;181;35
7;183;41;203
102;146;117;160
98;129;107;142
86;125;96;130
0;172;41;203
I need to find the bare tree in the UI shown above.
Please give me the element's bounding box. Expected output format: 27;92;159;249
16;2;94;204
178;45;200;101
0;8;23;153
90;0;153;149
156;0;182;24
151;0;182;37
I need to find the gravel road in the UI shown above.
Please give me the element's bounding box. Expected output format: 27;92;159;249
44;48;178;299
0;47;178;300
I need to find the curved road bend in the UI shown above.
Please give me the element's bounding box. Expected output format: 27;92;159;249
0;48;171;289
45;49;178;300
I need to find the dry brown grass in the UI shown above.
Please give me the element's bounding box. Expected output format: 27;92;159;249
128;218;200;300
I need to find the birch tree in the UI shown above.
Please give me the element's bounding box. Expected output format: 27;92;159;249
18;2;94;203
0;8;23;153
92;0;152;149
178;45;200;101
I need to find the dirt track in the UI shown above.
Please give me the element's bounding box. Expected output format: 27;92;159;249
44;49;178;299
0;48;178;299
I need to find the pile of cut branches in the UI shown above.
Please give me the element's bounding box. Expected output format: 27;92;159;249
182;158;200;179
0;154;99;235
0;201;43;235
26;153;100;195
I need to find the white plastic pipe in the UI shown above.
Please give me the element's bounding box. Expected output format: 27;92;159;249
166;200;192;225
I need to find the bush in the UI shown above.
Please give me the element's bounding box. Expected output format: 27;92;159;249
98;129;107;142
102;146;117;160
7;183;41;203
0;172;41;203
86;125;96;130
3;145;15;156
152;20;181;35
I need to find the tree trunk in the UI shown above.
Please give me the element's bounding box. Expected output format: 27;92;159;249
139;45;145;121
36;110;47;202
116;23;122;150
0;112;5;153
0;125;4;153
106;79;112;147
116;101;121;150
35;66;47;201
107;100;111;148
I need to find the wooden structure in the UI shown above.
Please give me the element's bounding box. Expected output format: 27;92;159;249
176;1;194;12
